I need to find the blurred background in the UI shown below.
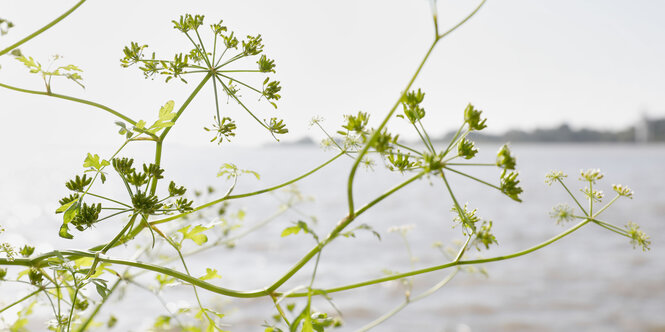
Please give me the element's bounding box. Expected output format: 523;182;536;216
1;1;664;331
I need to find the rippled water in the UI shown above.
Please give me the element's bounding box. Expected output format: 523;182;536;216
1;143;664;331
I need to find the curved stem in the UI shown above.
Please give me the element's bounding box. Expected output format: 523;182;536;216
347;40;438;217
149;151;345;226
436;0;487;40
0;0;86;56
266;171;425;293
0;82;136;125
286;218;591;297
357;269;459;332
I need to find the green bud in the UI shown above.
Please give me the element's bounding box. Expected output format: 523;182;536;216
496;144;516;170
464;103;487;131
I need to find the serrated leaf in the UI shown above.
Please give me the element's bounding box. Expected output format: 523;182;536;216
178;225;210;246
83;153;110;171
147;100;176;134
199;268;221;281
58;64;82;72
159;100;175;120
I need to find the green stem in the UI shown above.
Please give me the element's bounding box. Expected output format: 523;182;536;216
218;73;263;94
443;166;502;191
417;119;436;153
216;76;271;132
0;289;41;314
287;218;591;297
557;178;588;216
0;82;136;125
357;269;458;332
436;0;487;40
592;194;620;218
3;250;269;298
159;73;212;140
348;40;439;216
149;140;163;195
412;122;435;154
84;192;132;208
76;278;121;332
393;142;423;156
445;163;495;166
66;286;80;332
0;0;87;56
440;170;473;229
441;123;466;159
266;171;424;293
149;151;344;226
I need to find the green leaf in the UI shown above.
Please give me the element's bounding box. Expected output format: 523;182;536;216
93;279;110;299
83;153;110;170
55;198;79;214
178;225;210;246
280;226;301;237
59;224;74;239
199;268;222;281
146;100;176;134
63;201;79;225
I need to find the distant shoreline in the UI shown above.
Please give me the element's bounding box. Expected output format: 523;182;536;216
274;118;665;146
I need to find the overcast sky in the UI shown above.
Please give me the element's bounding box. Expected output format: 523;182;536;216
2;0;664;147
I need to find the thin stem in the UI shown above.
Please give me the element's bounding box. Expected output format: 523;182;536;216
394;142;423;156
436;0;487;40
150;151;344;226
66;285;80;332
589;181;594;216
83;192;132;208
0;0;87;56
348;40;439;216
267;171;424;293
0;82;136;125
445;163;495;166
212;71;222;124
557;178;588;216
76;278;121;332
443;166;502;191
184;32;211;69
271;294;291;327
358;269;458;332
417;119;436;153
194;29;212;68
440;170;472;229
160;73;212;140
412;122;435;154
219;69;263;73
592;194;620;218
591;220;629;237
454;235;473;262
0;289;41;314
287;218;591;297
217;52;245;68
441;123;466;158
217;76;270;131
218;73;263;94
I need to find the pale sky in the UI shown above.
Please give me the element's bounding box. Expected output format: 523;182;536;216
2;0;664;147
